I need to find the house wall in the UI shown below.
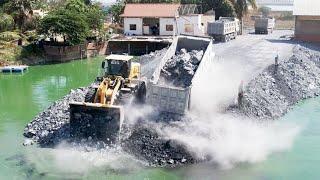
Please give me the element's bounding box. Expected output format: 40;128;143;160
201;15;215;35
159;18;176;36
124;18;143;35
177;15;203;36
295;16;320;42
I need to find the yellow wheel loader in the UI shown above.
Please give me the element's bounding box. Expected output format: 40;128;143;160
69;55;146;143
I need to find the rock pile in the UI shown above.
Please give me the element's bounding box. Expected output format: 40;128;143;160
237;45;320;119
23;87;89;146
160;49;204;87
122;124;195;167
138;48;168;65
139;48;168;79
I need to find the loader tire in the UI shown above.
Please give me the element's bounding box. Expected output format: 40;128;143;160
135;81;146;104
85;87;97;103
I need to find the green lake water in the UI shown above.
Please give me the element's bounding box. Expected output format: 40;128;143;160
0;58;320;179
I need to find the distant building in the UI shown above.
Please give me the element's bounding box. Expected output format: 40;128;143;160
120;4;215;36
293;0;320;42
256;0;293;12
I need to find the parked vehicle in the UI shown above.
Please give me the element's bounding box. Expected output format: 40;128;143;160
254;17;275;34
207;17;238;42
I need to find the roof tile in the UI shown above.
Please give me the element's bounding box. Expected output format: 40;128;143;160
120;4;180;18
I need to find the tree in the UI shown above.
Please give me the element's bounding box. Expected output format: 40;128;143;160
38;9;89;45
230;0;257;34
0;13;14;32
259;6;271;17
108;1;125;24
4;0;39;31
210;0;235;19
86;4;104;31
65;0;87;12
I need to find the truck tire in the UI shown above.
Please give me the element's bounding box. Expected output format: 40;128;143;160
85;87;97;103
223;36;227;42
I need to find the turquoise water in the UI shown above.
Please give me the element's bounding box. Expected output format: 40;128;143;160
0;58;320;179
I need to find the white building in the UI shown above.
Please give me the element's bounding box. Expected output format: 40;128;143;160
293;0;320;42
120;4;214;36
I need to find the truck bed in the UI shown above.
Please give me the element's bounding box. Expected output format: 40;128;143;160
146;36;215;115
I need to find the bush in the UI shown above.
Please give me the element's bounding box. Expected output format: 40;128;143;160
0;31;21;42
20;43;44;58
0;13;14;32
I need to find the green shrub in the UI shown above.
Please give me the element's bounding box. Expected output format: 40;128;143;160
0;31;21;42
0;13;14;32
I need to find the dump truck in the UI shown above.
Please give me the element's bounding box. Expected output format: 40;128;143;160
207;17;239;42
69;54;146;143
218;17;240;35
147;35;215;117
254;17;275;34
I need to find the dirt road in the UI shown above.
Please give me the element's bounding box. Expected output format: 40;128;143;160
191;30;296;112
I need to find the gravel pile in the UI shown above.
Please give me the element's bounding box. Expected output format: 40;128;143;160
122;123;195;167
160;48;204;87
237;45;320;119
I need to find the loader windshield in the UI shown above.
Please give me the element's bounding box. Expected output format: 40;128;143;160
104;59;130;78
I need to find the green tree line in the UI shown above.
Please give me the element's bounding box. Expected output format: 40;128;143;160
0;0;105;45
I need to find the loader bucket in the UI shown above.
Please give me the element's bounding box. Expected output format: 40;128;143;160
69;102;124;144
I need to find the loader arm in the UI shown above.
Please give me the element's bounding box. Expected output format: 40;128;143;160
94;77;122;106
69;77;124;143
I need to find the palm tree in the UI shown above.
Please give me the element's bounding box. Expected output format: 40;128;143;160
230;0;257;34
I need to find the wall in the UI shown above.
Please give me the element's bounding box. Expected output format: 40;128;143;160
177;15;203;36
124;18;143;35
159;18;176;36
295;16;320;42
201;15;215;35
107;40;170;56
43;44;87;63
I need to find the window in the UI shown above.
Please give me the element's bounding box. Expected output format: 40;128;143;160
166;24;173;31
184;24;194;33
129;24;136;30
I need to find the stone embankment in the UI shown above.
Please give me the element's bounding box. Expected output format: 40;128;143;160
235;45;320;119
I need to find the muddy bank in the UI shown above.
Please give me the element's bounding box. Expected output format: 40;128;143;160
234;45;320;119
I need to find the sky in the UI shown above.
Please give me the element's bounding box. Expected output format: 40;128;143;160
95;0;117;5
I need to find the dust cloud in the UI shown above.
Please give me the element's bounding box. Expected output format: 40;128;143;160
161;56;301;168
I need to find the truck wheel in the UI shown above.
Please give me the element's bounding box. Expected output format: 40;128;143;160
135;81;146;104
85;87;97;103
223;36;227;42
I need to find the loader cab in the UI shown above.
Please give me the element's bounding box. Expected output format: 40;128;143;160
102;55;134;78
